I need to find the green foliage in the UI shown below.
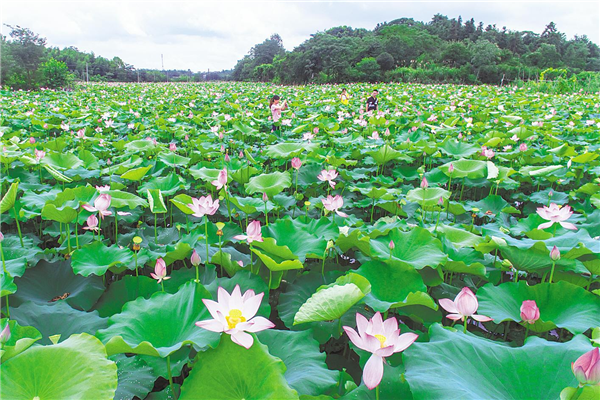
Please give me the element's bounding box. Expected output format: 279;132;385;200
39;58;73;89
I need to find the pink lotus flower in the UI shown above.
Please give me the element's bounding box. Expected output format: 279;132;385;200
34;149;45;161
211;169;228;190
420;177;428;189
572;348;600;386
262;192;268;202
291;157;302;170
303;132;315;141
439;287;492;322
547;246;560;263
0;323;10;344
317;169;338;189
117;211;132;216
188;195;220;218
224;153;230;162
169;142;177;152
448;163;454;174
150;258;170;284
519;143;528;152
190;249;201;267
520;300;540;324
95;185;110;192
536;203;577;231
195;285;275;349
82;194;113;219
481;146;495;159
29;137;35;144
343;313;418;390
83;214;100;232
234;220;263;243
368;131;380;140
321;195;348;217
389;240;395;250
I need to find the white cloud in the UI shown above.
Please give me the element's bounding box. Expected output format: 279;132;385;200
2;0;598;71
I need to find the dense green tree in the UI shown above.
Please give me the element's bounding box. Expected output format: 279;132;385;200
39;58;72;88
4;25;47;89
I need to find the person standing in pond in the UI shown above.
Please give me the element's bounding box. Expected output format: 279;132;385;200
269;95;287;132
366;89;379;112
340;88;350;106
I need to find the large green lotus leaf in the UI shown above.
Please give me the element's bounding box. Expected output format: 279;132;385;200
477;281;600;334
229;195;264;214
257;329;338;396
406;187;450;208
41;202;78;223
179;334;298;400
265;142;318;158
50;185;97;209
231;165;261;185
520;165;564;177
120;165;153;181
245;171;292;197
0;333;118;400
12;259;105;311
11;301;108;345
1;269;16;296
44;164;73;182
0;318;42;362
290;216;340;241
93;275;160;317
500;242;587;275
71;240;135;277
0;181;19;214
470;194;517;216
97;281;220;357
439;139;479;157
252;245;304;272
125;139;156;152
560;385;600;400
294;282;366;325
368;144;412;165
106;189;148;209
147;188;168;213
341;363;413;400
439;159;487;179
110;354;155;400
158;152;191;167
188;166;222;182
442;242;488;278
355;260;435;312
437;225;484;248
262;217;327;261
404;324;593;400
139;172;190;197
42;151;83;170
370;227;447;270
170;193;195;214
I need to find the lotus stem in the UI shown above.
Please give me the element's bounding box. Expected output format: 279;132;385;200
524;325;530;340
154;214;158;244
114;212;118;244
459;179;465;202
264;200;269;226
204;217;210;266
66;223;72;255
225;189;232;222
376;385;380;400
12;207;24;248
548;261;556;284
463;318;468;334
166;354;175;395
75;210;80;249
160;281;165;292
268;270;273;289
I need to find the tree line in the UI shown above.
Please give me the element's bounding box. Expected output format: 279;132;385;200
232;15;600;85
0;25;231;90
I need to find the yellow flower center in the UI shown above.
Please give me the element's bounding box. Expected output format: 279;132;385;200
374;334;387;348
226;309;246;329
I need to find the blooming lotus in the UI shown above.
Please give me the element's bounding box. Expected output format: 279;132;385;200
211;169;228;190
321;195;348;217
343;313;418;390
536;203;577;231
291;157;302;170
572;348;600;386
188;195;220;218
83;214;100;232
150;258;170;284
520;300;540;324
169;142;177;151
420;177;428;189
34;149;45;162
439;287;492;323
317;169;338;189
234;220;263;243
195;285;275;349
95;185;110;192
82;194;112;219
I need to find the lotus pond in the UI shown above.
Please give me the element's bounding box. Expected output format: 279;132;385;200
1;82;600;400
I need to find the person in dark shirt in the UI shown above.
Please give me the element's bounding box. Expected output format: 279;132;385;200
366;89;379;112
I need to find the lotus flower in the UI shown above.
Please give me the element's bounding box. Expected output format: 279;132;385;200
190;249;201;267
343;313;418;390
420;177;428;189
188;195;220;218
82;194;112;219
550;246;561;261
0;323;10;344
95;185;110;192
448;163;454;173
291;157;302;170
234;220;263;243
439;287;492;322
211;169;228;190
150;258;170;284
195;285;275;349
572;348;600;386
519;143;528;152
317;169;338;189
536;203;577;231
321;195;348;217
169;142;177;152
520;300;540;324
83;214;100;232
34;149;46;161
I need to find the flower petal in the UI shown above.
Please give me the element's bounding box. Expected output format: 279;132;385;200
559;221;578;231
363;354;384;390
446;314;464;321
537;221;553;230
230;331;254;349
242;291;262;319
392;332;418;353
472;314;493;322
439;298;458;314
195;319;224;332
244;316;275;332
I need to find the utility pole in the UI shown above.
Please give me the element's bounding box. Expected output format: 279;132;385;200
137;69;140;83
86;62;89;83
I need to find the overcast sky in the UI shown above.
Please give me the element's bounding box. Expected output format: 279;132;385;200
2;1;599;71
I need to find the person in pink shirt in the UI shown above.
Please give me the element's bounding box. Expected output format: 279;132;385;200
269;95;287;132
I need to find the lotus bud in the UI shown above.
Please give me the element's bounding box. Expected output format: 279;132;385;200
291;157;302;170
389;240;395;250
572;348;600;386
29;137;36;144
225;153;230;162
239;151;244;158
567;159;572;168
550;246;560;261
420;177;428;189
0;323;10;344
262;192;268;202
169;142;177;152
0;231;3;242
520;300;540;324
438;197;444;206
190;249;201;267
448;163;454;173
